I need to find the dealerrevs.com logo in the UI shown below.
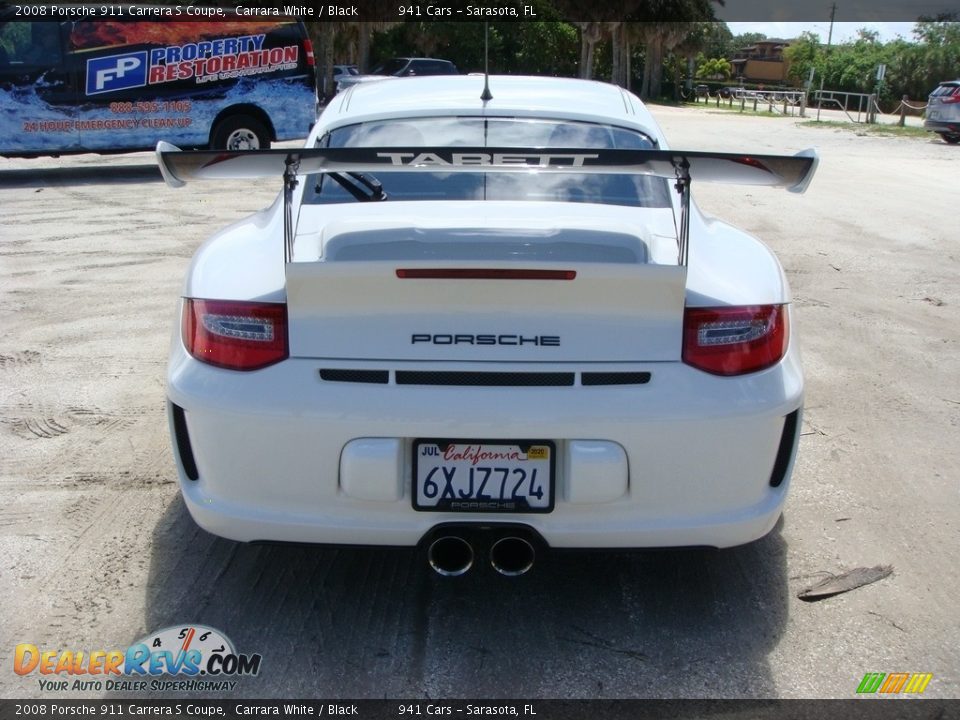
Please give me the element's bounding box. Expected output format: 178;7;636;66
14;625;261;693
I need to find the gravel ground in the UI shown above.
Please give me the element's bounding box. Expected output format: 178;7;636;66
0;106;957;701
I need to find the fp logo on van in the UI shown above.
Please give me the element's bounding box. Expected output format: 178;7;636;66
86;52;148;95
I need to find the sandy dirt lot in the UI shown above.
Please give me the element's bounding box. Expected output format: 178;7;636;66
0;106;957;700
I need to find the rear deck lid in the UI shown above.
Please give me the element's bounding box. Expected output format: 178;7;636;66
284;205;686;362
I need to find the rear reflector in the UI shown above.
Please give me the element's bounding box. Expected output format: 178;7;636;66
396;269;576;280
303;39;315;67
182;299;288;371
682;305;788;376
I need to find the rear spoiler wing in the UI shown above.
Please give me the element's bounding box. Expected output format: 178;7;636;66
156;141;818;265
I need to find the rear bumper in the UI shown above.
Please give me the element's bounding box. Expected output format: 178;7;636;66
168;346;803;550
923;119;960;134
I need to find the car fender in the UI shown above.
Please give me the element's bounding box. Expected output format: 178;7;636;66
183;194;286;302
685;203;789;307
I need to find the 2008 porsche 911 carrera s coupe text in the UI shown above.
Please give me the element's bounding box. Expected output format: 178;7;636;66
157;75;818;576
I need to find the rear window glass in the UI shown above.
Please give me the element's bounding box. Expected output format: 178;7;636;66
413;60;456;74
303;117;671;208
371;59;407;75
931;84;960;97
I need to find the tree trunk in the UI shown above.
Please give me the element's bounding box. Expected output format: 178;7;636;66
577;23;603;80
625;41;632;91
610;23;629;87
308;22;337;101
640;48;650;99
357;24;371;74
611;24;621;86
648;36;664;99
579;36;590;79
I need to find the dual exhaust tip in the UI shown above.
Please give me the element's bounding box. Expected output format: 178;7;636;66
427;534;536;577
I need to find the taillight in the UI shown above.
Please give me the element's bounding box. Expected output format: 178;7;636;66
303;38;315;67
682;305;788;376
182;299;288;371
941;95;960;104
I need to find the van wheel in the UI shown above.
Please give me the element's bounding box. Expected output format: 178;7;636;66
943;134;960;145
211;115;271;150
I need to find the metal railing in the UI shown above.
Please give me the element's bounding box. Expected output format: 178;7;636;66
814;90;876;123
687;87;929;126
814;90;929;125
690;87;808;116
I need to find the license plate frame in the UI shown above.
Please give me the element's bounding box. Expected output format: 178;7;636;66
412;439;556;513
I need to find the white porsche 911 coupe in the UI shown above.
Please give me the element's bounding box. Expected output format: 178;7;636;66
157;75;817;577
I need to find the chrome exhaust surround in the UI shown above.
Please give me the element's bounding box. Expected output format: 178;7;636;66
427;535;474;577
422;524;544;577
490;536;536;577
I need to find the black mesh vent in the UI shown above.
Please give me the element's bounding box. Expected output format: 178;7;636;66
770;410;800;487
171;403;199;481
396;371;575;387
582;372;652;386
320;369;389;384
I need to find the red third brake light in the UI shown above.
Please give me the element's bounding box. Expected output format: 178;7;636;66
682;305;788;376
182;299;288;371
396;269;576;280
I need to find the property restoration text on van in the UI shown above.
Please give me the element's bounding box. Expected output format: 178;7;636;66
0;19;318;155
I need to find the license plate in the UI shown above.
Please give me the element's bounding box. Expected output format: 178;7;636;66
413;440;555;513
929;110;940;120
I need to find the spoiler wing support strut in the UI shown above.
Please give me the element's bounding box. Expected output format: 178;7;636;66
282;155;300;264
673;158;692;267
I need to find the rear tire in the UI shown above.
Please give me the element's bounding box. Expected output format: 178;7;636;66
943;134;960;145
211;114;271;150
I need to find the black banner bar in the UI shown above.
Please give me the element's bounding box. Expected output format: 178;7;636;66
1;1;958;22
1;700;959;720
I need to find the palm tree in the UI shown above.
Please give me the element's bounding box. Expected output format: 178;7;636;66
631;0;720;99
601;1;718;95
575;22;606;79
306;22;339;100
307;17;400;101
673;23;714;98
